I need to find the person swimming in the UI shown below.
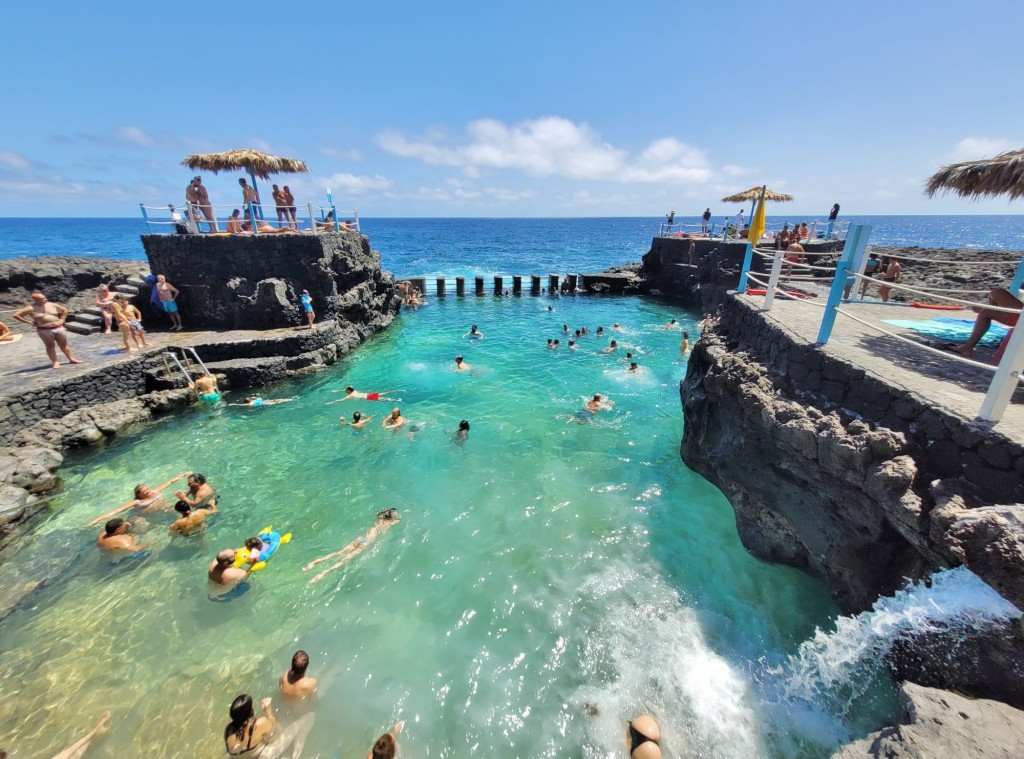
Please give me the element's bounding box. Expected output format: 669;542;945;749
463;324;484;339
304;508;401;584
627;715;662;759
346;411;373;429
229;396;295;408
382;408;407;430
87;471;191;526
327;386;401;405
168;499;217;537
454;355;471;372
564;393;613;424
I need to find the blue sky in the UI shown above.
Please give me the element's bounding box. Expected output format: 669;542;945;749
2;0;1022;217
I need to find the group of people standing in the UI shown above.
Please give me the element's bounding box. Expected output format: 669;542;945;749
183;175;299;233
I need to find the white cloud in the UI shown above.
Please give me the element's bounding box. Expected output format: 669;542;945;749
948;137;1018;161
116;126;154;147
247;137;273;152
315;173;394;194
377;116;712;184
320;145;363;161
723;164;754;178
0;151;33;170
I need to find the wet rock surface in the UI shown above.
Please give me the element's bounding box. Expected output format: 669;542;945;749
831;682;1024;758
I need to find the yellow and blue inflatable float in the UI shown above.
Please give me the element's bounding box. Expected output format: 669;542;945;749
234;526;292;572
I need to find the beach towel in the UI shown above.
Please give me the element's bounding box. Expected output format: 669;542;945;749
882;317;1008;348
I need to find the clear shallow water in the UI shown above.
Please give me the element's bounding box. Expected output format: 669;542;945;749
0;215;1023;271
0;296;886;758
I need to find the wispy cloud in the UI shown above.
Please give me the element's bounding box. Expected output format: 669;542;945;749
320;145;363;161
946;137;1019;162
377;116;713;184
314;173;394;194
0;151;34;170
116;126;154;147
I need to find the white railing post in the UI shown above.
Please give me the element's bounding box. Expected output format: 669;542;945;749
763;251;785;311
978;326;1024;422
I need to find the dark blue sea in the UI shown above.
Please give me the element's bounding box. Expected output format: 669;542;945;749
0;216;1022;276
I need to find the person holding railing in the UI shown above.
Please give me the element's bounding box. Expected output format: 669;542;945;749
272;184;289;227
282;185;297;229
665;210;675;233
193;176;218;232
701;208;711;234
240;178;260;223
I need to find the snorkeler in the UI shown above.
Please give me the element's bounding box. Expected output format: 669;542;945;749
228;396;296;407
87;471;191;526
168;499;217;537
463;324;484;339
346;411;373;429
174;473;218;509
304;508;402;584
326;386;401;404
96;518;148;553
454;355;471;372
191;373;220;403
382;407;407;430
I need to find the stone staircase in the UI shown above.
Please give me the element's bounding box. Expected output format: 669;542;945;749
64;276;150;335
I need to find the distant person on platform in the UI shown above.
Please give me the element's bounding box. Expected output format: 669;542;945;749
272;184;289;227
155;274;183;331
300;290;315;328
12;292;83;369
193;176;218;232
239;177;260;222
949;288;1023;358
665;210;675;231
829;203;840;221
169;204;191;234
775;224;790;250
280;651;318;700
878;257;901;303
701;207;711;234
282;185;298;228
226;208;245;233
733;210;744;237
185;178;200;222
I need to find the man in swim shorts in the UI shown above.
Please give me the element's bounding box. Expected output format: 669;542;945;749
280;650;319;700
12;292;84;369
326;386;400;405
191;373;220;403
382;408;407;430
300;289;315;329
96;518;148;553
155;274;183;330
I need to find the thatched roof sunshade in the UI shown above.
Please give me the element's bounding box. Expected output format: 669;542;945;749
180;149;310;179
924;148;1024;201
721;186;794;203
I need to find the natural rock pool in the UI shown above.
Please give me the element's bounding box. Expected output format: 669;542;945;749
0;295;895;758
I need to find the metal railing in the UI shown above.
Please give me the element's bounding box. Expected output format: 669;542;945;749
139;202;361;236
657;218;850;242
737;223;1024;423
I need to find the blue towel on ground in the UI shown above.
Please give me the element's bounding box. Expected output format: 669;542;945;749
882;317;1008;347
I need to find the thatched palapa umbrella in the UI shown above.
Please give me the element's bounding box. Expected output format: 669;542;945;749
180;149;310;201
722;186;794;220
924;148;1024;201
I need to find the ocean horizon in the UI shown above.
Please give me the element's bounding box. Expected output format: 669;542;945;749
1;215;1023;277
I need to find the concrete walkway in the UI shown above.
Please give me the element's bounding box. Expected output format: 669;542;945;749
0;324;318;403
736;292;1024;440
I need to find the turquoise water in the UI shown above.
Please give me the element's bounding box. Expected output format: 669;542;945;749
0;296;887;758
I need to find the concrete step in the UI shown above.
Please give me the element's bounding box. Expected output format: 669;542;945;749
127;276;150;287
64;321;100;335
81;305;105;317
75;313;103;325
114;284;139;296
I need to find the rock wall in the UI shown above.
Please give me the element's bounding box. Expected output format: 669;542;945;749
141;231;394;330
0;256;148;317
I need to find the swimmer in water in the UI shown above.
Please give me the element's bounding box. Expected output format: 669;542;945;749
626;714;662;759
31;710;112;759
174;473;218;510
304;508;401;583
447;419;470;444
366;722;406;759
168;499;217;536
628;361;640;373
553;339;560;349
327;386;401;404
223;695;315;759
87;471;191;526
601;340;618;354
382;407;407;430
454;355;471;372
612;322;622;332
563;393;614;424
596;326;604;335
346;411;372;429
208;549;249;592
280;650;318;700
229;396;296;407
568;339;578;350
680;331;691;353
96;518;148;553
191;373;220;403
562;324;570;334
463;324;484;339
546;338;553;349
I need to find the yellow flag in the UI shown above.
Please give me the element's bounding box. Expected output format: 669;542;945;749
747;187;767;246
